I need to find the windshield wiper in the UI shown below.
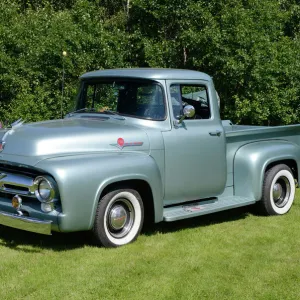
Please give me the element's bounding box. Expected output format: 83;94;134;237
102;110;126;120
67;108;125;120
67;107;96;116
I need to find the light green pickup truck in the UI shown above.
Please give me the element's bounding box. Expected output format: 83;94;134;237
0;69;299;247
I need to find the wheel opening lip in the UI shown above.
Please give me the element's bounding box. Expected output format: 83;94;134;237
272;176;290;208
107;198;135;239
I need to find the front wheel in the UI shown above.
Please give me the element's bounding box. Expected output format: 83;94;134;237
92;189;144;247
257;164;295;215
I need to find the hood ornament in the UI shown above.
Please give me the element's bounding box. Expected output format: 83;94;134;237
0;119;25;152
11;118;24;129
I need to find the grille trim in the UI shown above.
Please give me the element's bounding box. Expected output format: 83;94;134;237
3;184;29;192
0;172;36;197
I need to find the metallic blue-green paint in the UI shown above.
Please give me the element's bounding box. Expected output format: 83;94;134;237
0;68;300;234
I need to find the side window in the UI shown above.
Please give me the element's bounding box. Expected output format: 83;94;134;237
170;84;211;120
170;85;183;119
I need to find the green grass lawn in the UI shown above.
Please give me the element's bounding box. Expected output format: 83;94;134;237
1;191;300;300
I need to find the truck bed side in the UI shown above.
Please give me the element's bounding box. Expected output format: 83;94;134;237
224;122;300;200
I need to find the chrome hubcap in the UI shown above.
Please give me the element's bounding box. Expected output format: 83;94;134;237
273;183;283;200
107;198;134;238
109;205;127;230
272;176;290;208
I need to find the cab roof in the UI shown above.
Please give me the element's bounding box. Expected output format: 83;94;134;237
80;68;212;81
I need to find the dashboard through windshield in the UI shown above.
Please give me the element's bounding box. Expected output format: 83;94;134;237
78;79;166;121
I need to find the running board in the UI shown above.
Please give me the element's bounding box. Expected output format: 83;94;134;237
163;196;256;222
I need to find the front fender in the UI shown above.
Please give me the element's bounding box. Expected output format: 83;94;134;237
35;152;163;232
234;140;300;200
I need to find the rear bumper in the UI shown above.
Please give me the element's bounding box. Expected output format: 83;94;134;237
0;211;52;235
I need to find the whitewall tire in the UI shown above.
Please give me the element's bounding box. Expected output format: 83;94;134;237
92;189;144;247
258;164;295;215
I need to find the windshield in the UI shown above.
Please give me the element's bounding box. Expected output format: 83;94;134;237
77;79;166;121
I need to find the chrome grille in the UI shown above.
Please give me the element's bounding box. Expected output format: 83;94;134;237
3;184;29;192
0;191;34;203
0;172;36;197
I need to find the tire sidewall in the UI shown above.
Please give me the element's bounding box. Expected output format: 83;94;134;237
268;169;295;215
94;189;144;247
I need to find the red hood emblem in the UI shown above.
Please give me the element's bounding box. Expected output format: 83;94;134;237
117;138;125;147
111;138;143;150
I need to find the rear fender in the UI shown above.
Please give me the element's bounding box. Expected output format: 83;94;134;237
233;141;300;200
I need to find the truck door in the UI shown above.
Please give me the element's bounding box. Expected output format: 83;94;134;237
162;80;227;205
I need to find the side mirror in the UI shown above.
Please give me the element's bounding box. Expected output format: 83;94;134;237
178;105;195;124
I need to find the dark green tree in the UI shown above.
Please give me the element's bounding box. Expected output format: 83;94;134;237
0;0;299;125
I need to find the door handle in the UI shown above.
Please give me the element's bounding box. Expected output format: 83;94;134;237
209;130;222;136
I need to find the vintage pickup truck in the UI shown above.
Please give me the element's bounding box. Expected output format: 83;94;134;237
0;69;299;247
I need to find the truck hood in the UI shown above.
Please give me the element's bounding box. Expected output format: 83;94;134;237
0;118;150;158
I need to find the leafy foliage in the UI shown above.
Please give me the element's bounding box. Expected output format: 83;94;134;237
0;0;299;125
130;0;300;125
0;0;130;123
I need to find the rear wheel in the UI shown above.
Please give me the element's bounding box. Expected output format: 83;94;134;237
92;189;144;247
257;164;295;215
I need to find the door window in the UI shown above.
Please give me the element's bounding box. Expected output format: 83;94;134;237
170;84;210;120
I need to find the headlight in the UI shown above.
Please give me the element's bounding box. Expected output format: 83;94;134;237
34;176;56;202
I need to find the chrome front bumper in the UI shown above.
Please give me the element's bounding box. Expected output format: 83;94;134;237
0;211;52;235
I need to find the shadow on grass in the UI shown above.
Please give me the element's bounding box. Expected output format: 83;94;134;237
0;205;253;252
143;205;252;236
0;228;91;252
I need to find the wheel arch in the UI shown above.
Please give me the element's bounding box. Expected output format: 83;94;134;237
89;173;163;230
233;140;300;201
265;159;298;183
99;179;155;225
